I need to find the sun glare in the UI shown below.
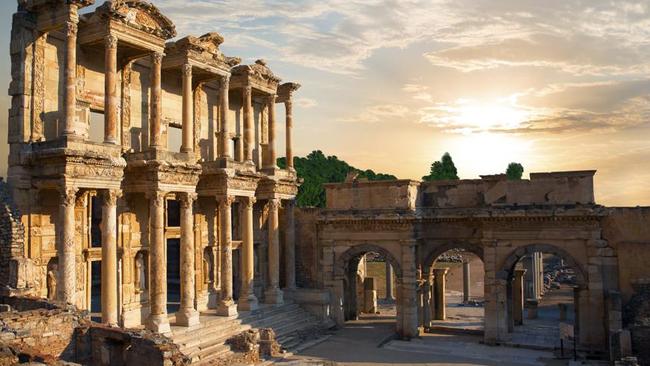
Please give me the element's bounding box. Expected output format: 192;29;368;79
430;96;531;134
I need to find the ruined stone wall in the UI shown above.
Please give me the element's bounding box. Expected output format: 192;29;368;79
294;207;320;288
0;297;85;362
0;180;26;292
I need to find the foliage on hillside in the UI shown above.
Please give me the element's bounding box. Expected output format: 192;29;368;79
277;150;397;207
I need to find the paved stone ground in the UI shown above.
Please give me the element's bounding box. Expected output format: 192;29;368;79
277;314;565;366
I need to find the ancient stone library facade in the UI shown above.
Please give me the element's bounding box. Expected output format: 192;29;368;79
5;0;300;333
2;0;650;365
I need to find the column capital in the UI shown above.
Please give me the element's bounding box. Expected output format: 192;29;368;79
219;195;236;208
64;20;78;37
220;74;230;87
266;94;277;104
267;198;281;210
102;190;121;206
105;33;118;49
182;63;192;77
147;191;166;207
60;187;78;207
151;52;164;64
179;192;197;208
240;196;256;209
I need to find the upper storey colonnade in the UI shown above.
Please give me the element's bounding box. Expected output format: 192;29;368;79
11;0;299;171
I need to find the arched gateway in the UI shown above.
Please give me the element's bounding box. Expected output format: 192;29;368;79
312;173;636;357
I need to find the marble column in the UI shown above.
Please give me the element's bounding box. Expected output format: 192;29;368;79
385;262;394;300
101;190;119;325
149;52;163;148
513;268;526;326
264;95;277;169
178;193;199;326
104;34;118;144
284;200;296;290
62;20;78;137
284;98;293;170
58;187;77;304
433;268;449;320
242;85;253;163
180;64;194;153
219;75;231;158
217;196;237;316
265;198;283;303
238;196;258;311
463;260;471;303
147;191;170;333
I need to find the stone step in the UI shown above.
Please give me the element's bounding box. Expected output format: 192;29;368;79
248;307;307;329
175;322;251;349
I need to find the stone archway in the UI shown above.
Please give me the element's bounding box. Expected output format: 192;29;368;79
423;241;484;270
497;243;590;348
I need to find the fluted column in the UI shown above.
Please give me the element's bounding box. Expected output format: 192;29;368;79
284;98;294;170
243;85;253;163
217;196;237;316
148;191;170;333
513;268;526;326
178;193;199;326
181;64;194;153
264;95;277;169
219;75;231;158
238;196;258;311
433;268;449;320
101;190;119;325
62;19;78;137
58;187;77;304
104;34;118;144
149;52;163;148
265;198;283;303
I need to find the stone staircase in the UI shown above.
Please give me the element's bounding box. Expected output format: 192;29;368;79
170;302;329;365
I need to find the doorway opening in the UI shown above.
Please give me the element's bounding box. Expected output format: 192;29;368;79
166;238;181;314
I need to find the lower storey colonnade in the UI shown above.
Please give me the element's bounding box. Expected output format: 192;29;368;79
53;187;297;333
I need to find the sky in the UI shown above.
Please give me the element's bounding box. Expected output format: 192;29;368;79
0;0;649;206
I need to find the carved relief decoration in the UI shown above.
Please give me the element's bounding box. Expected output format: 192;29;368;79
96;0;177;40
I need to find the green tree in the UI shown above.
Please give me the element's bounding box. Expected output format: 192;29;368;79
506;162;524;180
422;152;459;181
277;151;397;207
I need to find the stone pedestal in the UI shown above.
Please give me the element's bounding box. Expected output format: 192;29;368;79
433;268;449;320
526;299;539;319
264;199;283;304
238;197;259;311
363;278;377;313
101;190;119;325
462;260;471;303
513;269;526;326
177;193;199;326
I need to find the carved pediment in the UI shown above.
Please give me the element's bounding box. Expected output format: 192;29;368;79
96;0;177;39
233;59;281;84
167;32;241;68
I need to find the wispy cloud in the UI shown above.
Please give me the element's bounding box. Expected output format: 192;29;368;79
339;104;411;123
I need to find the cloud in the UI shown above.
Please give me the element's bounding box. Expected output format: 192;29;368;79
339;104;411;123
295;97;318;108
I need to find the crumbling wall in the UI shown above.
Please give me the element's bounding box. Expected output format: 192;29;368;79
0;180;38;297
0;297;85;363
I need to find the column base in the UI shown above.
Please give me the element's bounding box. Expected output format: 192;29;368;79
264;287;284;305
238;293;259;312
216;300;238;317
147;314;171;334
176;308;200;327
